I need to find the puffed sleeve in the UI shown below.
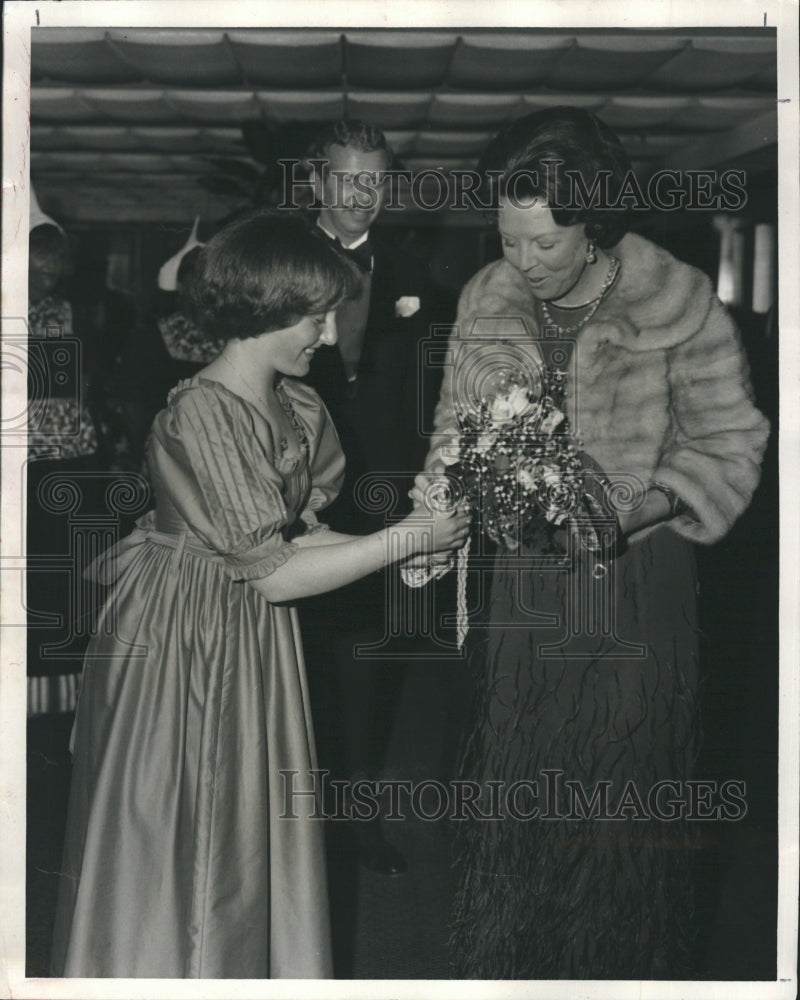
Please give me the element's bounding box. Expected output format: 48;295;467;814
149;383;300;580
654;290;770;545
278;378;345;531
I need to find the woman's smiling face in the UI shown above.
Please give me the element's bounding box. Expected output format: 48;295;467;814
498;196;589;303
269;310;338;377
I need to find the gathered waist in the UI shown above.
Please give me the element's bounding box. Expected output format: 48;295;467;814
87;509;224;584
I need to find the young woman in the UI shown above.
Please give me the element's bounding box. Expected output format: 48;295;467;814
50;211;470;979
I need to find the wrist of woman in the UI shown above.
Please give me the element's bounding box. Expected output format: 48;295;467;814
389;517;428;560
619;487;672;536
649;481;693;519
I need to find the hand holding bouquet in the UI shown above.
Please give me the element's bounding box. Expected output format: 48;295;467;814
401;351;625;646
445;364;622;566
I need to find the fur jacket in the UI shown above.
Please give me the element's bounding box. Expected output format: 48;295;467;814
426;232;770;546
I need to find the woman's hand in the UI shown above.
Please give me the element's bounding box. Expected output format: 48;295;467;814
618;488;672;536
398;502;471;557
408;464;448;511
406;464;471;561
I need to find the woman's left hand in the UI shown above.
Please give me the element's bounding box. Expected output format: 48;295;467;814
618;488;672;536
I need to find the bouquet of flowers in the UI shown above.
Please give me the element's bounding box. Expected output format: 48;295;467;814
443;365;589;555
426;357;623;647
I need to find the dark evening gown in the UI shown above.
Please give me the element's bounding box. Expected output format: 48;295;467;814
51;376;344;978
450;316;700;980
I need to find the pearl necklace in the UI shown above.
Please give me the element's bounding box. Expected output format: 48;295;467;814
540;255;620;335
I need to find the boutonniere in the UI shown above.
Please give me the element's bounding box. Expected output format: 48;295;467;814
394;296;420;318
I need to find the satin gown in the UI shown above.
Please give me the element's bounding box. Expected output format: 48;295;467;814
51;376;344;978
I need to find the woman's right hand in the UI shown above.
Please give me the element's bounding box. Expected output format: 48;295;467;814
408;463;448;511
396;497;470;557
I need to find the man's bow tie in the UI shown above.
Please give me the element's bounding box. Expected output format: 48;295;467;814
317;230;373;273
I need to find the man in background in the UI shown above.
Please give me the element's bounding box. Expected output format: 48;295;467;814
298;120;447;878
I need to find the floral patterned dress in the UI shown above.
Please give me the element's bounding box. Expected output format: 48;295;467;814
28;297;97;460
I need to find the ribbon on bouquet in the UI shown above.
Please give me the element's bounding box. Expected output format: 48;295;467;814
456;537;470;649
399;468;626;650
420;474;472;648
399;474;473;649
398;539;470;649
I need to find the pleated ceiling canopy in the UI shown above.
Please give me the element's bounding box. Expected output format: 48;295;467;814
29;27;777;222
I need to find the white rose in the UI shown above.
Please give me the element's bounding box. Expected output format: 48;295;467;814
517;465;538;490
395;296;420;318
506;385;538;418
488;397;515;424
476;431;497;454
539;465;576;523
540;408;565;434
489;386;537;424
540;464;563;488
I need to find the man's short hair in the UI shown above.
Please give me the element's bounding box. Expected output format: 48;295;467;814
306;119;394;169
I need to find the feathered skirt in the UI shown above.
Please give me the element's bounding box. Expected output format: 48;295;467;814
450;527;700;979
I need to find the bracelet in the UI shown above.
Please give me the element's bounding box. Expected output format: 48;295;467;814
650;481;689;518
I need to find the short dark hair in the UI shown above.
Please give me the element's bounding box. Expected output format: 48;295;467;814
479;107;634;247
306;119;394;169
29;223;67;270
188;211;359;341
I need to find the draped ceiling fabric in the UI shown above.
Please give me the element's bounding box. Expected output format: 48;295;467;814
29;28;777;222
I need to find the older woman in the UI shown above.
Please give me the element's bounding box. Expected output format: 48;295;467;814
50;212;470;979
417;108;769;979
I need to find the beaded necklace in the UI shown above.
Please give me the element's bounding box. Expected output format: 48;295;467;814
540;255;621;335
219;354;300;456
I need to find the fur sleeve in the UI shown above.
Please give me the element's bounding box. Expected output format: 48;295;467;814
425;261;541;471
653;288;770;544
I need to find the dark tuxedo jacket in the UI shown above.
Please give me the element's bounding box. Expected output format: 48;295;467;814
304;234;447;536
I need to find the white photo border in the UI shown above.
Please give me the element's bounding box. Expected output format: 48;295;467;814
3;2;797;998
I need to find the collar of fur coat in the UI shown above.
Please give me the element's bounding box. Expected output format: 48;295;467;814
471;232;715;352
